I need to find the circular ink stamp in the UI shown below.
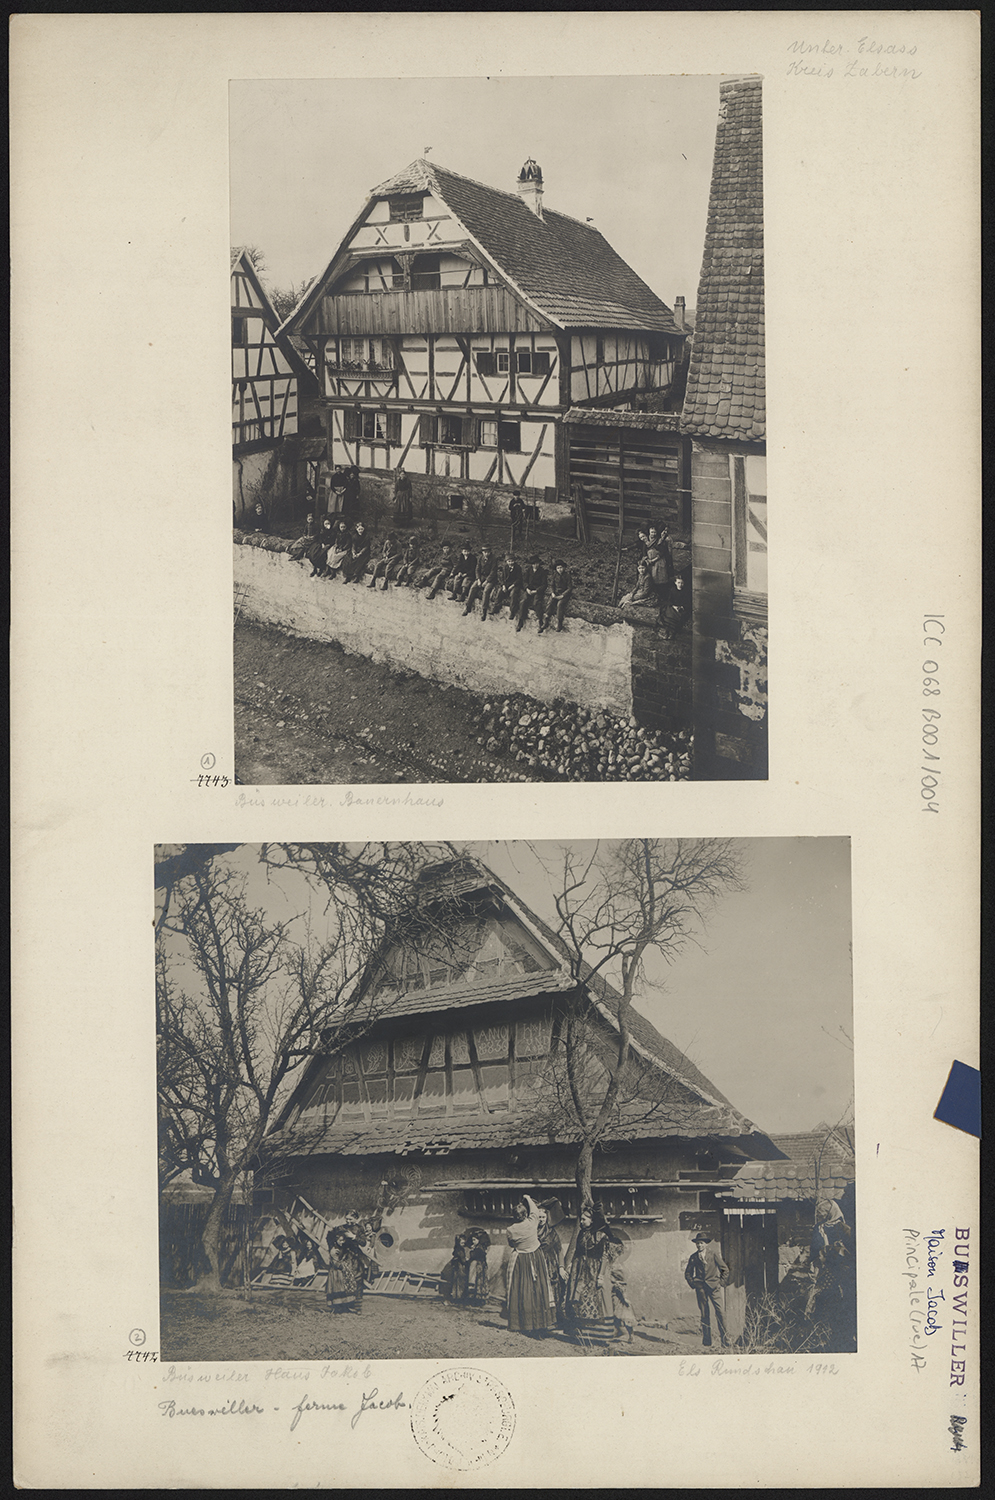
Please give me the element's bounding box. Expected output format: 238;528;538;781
411;1367;516;1472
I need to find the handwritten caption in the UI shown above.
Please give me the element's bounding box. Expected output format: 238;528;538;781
903;1227;971;1389
157;1364;405;1432
786;36;921;81
678;1359;838;1377
920;616;944;813
234;791;445;810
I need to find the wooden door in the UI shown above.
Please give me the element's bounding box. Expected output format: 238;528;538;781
721;1208;779;1344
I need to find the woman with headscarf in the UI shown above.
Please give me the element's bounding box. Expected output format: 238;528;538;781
536;1199;567;1324
322;519;353;579
339;521;371;583
505;1195;558;1337
325;1224;366;1315
564;1204;622;1344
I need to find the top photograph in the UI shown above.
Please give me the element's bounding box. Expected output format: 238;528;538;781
231;75;767;784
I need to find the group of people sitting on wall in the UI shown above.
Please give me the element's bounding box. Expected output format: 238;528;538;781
618;525;691;638
283;516;577;634
489;1195;636;1345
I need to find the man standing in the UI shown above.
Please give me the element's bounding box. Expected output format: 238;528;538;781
684;1232;731;1349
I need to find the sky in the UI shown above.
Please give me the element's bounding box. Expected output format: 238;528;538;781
229;75;720;310
158;839;852;1139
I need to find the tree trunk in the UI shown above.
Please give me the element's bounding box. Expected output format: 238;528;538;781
194;1175;238;1291
576;1139;595;1213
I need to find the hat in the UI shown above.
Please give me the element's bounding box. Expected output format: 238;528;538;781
692;1232;712;1243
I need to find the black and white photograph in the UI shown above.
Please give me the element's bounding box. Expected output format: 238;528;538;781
231;75;767;784
157;840;853;1362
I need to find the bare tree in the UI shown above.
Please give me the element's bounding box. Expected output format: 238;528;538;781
523;839;746;1207
156;842;469;1289
230;244;268;275
269;278;315;324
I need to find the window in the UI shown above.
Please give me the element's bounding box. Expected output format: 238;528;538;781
232;317;247;347
411;254;440;291
344;409;401;444
388;194;424;222
733;455;767;597
338;337;394;371
475;352;495;378
419;414;474;448
478;420;498;448
516;349;551;376
498;420;521;452
496;351;510;374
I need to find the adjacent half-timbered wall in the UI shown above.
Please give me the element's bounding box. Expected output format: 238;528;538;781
690;438;768;780
569;333;675;403
231;266;299;446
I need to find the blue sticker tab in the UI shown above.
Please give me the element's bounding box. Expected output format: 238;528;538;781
934;1060;981;1138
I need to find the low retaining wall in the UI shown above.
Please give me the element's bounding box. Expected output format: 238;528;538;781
234;540;691;731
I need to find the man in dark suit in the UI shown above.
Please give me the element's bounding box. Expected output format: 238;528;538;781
684;1232;731;1349
483;553;523;621
462;545;498;616
516;555;548;632
447;545;477;602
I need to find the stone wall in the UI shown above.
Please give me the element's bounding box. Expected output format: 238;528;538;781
235;540;690;729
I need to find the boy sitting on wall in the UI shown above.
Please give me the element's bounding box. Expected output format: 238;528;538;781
393;533;421;587
516;555;547;632
540;559;574;633
483;553;524;622
447;544;477;603
462;546;498;617
367;533;400;590
423;541;456;599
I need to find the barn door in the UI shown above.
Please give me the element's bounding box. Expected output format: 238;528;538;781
721;1208;779;1345
567;424;687;535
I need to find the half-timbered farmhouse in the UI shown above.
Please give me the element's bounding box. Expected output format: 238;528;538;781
681;76;768;779
281;158;688;520
268;856;786;1332
231;251;322;522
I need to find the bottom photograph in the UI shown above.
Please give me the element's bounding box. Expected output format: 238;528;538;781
155;838;855;1361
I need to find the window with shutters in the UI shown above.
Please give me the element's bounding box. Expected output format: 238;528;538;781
498;420;521;452
478;420;498;448
475;352;496;377
517;350;551;377
419;414;474;448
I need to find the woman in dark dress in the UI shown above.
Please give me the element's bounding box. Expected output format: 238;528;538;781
564;1205;622;1343
339;522;371;583
537;1200;567;1324
325;1225;366;1314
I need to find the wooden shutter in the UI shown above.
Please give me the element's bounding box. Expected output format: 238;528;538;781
342;409;358;441
419;413;435;446
387;411;401;445
476;352;495;377
462;417;477;448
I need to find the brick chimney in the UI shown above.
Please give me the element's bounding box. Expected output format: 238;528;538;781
516;157;544;219
674;295;686;330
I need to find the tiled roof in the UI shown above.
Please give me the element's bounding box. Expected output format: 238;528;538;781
681;77;765;441
370;159;681;334
279;1102;764;1159
563;408;683;431
721;1130;854;1202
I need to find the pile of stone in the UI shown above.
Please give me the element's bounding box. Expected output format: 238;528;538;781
474;695;692;781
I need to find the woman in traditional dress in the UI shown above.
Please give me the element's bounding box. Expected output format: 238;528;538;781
322;519;352;579
339;522;371;583
391;466;413;525
325;1225;366;1315
563;1205;622;1343
505;1195;558;1337
536;1200;567;1324
465;1228;490;1305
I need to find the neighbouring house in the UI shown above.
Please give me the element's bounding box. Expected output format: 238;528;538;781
231;251;323;525
265;856;787;1334
280;158;688;527
681;76;768;780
